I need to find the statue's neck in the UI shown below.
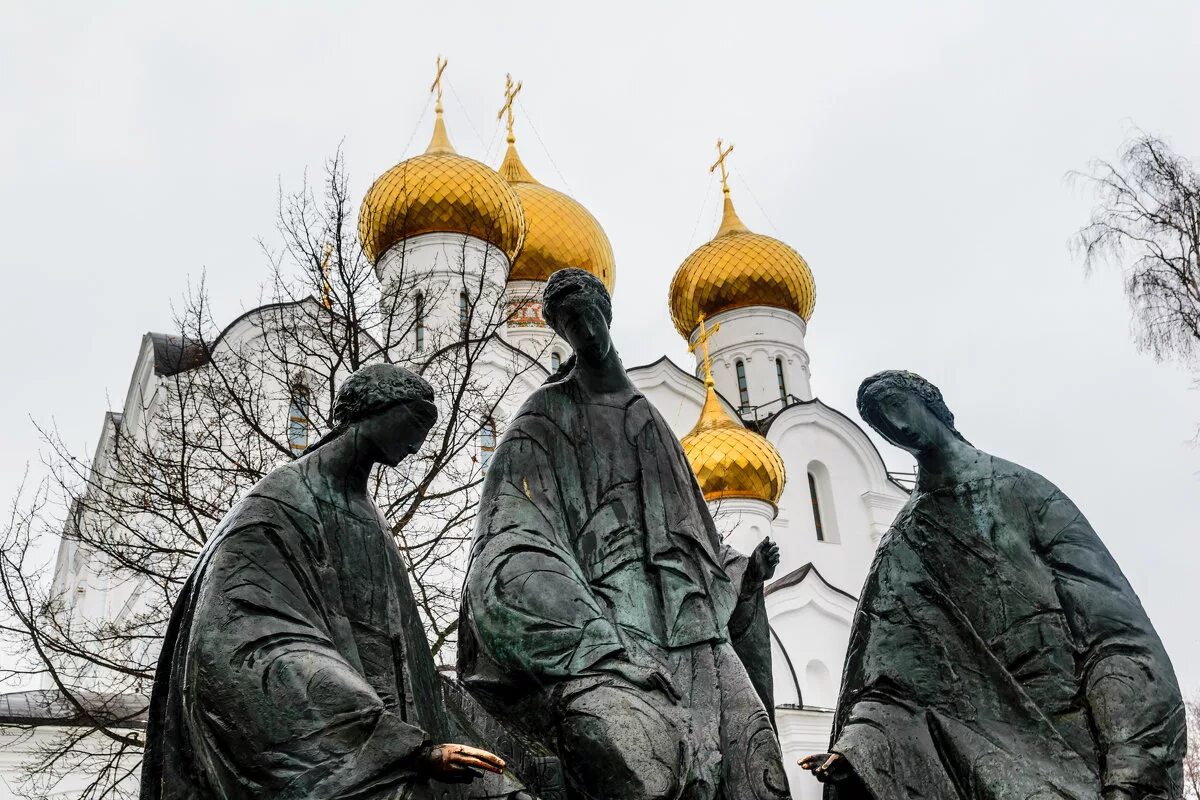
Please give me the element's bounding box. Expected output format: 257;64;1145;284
571;348;634;396
307;431;374;498
915;438;986;492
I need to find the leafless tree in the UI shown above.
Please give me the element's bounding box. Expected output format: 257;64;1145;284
1184;696;1200;800
0;149;545;799
1073;132;1200;372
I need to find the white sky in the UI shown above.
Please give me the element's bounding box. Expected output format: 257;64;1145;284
2;3;1198;691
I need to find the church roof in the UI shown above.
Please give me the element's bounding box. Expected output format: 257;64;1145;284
149;333;208;376
0;689;147;729
765;561;856;602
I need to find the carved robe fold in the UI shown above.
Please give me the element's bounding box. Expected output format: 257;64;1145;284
827;455;1185;800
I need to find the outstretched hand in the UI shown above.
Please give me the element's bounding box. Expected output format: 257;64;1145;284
420;743;505;784
748;537;781;584
799;752;852;784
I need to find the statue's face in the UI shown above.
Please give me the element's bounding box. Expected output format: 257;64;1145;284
554;297;612;365
357;399;438;467
868;387;946;455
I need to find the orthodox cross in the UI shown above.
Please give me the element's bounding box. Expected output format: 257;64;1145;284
320;242;333;310
430;55;449;108
688;313;721;386
497;73;523;140
710;138;734;194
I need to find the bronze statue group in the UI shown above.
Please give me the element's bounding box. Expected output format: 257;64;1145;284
140;269;1186;800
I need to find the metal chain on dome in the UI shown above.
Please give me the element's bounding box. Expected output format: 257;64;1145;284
732;166;786;239
515;98;573;194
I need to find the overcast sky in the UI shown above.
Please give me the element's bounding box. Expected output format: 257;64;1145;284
3;3;1198;690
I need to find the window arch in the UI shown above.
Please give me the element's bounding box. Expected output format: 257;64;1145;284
414;291;426;352
805;659;835;709
775;357;787;403
735;360;750;408
550;350;561;372
287;385;311;453
479;417;497;467
806;460;840;543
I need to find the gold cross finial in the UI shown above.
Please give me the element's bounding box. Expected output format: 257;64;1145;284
320;242;333;310
710;138;735;195
688;313;721;387
430;55;449;110
498;73;523;143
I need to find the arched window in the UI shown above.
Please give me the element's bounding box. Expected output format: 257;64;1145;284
805;659;835;709
459;291;470;338
808;472;825;541
806;460;840;543
550;351;561;371
287;386;311;453
735;360;750;408
414;292;425;352
775;357;787;403
479;417;497;467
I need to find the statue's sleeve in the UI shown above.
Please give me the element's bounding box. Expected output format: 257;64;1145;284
465;426;625;681
721;545;775;718
186;512;430;798
1032;477;1186;796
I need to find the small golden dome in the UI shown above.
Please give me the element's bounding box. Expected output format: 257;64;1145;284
669;185;816;339
358;104;525;265
497;136;615;292
681;379;786;505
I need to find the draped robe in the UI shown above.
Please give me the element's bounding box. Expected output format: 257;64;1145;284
827;455;1185;800
458;375;787;800
141;461;465;800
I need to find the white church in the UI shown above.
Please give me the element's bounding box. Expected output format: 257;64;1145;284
0;69;910;800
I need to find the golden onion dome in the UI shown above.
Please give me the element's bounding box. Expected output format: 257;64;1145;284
681;377;786;506
668;182;816;339
358;102;525;265
497;131;615;292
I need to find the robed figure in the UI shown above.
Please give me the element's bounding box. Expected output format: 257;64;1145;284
801;371;1185;800
141;365;507;800
458;270;790;800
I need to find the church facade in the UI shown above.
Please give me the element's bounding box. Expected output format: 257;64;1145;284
0;71;908;800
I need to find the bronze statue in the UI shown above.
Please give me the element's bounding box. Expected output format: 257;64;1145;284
141;364;507;799
457;269;789;800
801;370;1185;799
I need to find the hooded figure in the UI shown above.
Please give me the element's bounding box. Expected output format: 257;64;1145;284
140;364;507;799
457;269;790;800
801;370;1185;800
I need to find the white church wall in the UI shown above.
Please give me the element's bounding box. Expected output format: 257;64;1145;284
768;403;907;596
688;306;813;409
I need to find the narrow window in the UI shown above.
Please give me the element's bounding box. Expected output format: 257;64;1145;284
776;357;787;402
550;351;561;371
735;360;750;408
808;471;825;541
414;292;425;352
479;418;497;467
459;291;469;338
287;386;311;452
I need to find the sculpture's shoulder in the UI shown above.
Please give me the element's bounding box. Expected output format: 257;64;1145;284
205;462;322;557
506;380;579;437
983;454;1062;502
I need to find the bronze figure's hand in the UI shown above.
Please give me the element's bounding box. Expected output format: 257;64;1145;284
799;752;851;783
421;743;506;783
748;537;781;584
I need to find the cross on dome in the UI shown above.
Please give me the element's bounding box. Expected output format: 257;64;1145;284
430;55;449;108
498;73;523;144
710;139;735;195
688;313;721;387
